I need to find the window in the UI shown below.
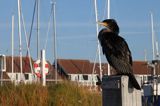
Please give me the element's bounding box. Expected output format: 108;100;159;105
83;75;88;80
68;75;71;80
24;74;29;80
143;76;147;81
75;75;79;81
0;55;6;72
16;74;18;80
157;77;160;83
147;76;152;81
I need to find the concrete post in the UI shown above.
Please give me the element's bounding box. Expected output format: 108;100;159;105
101;75;142;106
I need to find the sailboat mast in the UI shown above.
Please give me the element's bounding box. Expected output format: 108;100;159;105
107;0;111;75
37;0;40;59
151;12;155;60
107;0;110;19
17;0;23;80
94;0;103;80
52;1;58;84
11;15;14;80
156;41;159;57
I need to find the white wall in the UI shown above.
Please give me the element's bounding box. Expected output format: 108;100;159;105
7;73;34;83
68;74;98;86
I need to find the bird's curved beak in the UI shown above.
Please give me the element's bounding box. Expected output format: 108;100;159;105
97;21;108;27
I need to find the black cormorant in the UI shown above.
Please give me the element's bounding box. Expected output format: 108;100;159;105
98;19;141;90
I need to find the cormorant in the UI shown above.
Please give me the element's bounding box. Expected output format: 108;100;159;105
98;19;141;90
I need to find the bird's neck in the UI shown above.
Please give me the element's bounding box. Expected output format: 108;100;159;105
103;28;119;35
104;27;112;32
103;28;114;34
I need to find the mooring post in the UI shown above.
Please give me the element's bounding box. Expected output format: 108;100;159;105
101;75;142;106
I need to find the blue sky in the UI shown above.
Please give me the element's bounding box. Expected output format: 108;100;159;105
0;0;160;63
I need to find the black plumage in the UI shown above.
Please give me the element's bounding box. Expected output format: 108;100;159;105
98;19;141;90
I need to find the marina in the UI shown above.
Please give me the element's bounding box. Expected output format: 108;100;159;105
0;0;160;106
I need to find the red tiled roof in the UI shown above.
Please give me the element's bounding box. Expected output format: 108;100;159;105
57;59;108;75
6;56;33;73
133;61;152;75
57;59;154;75
57;59;87;74
69;59;91;74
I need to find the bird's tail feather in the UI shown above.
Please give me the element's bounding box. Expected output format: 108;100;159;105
128;73;141;90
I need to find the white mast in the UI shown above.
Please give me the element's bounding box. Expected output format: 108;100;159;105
107;0;111;75
17;0;23;80
150;12;158;98
37;0;40;59
107;0;110;19
156;41;159;58
11;15;14;80
144;49;147;61
151;12;155;60
52;1;58;84
94;0;103;80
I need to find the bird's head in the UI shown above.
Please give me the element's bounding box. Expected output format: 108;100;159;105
98;19;119;34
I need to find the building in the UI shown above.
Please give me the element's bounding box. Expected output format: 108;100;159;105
0;55;157;86
0;56;60;84
57;59;107;87
6;56;34;83
56;59;157;87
